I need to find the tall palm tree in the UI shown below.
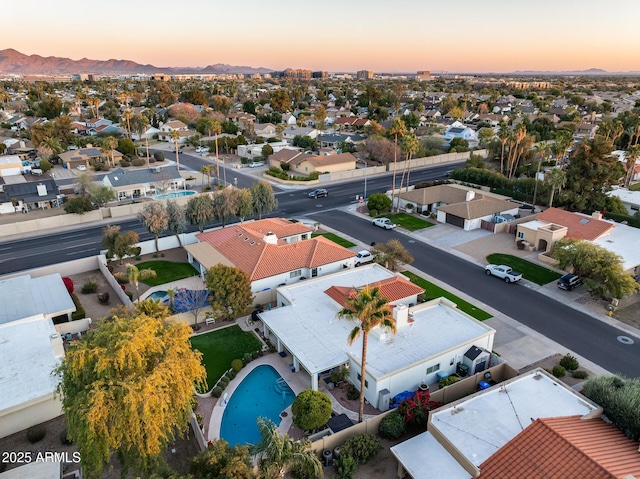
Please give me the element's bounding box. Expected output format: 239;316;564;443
507;124;527;179
624;145;640;187
125;264;157;301
337;285;395;422
200;165;212;191
388;118;407;211
400;133;419;193
532;141;550;212
545;168;567;208
211;119;222;186
497;123;510;175
138;115;151;167
102;136;118;168
88;97;100;118
169;129;181;170
251;418;322;479
122;108;133;139
40;136;63;161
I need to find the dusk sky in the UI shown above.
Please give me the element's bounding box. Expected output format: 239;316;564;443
5;0;640;73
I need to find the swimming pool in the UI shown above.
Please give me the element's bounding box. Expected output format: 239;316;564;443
220;365;295;447
154;190;196;200
146;290;168;301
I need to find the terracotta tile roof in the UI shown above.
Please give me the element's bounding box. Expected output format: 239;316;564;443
196;220;355;281
324;276;424;308
478;415;640;479
536;208;615;241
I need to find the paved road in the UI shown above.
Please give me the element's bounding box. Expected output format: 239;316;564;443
307;211;640;378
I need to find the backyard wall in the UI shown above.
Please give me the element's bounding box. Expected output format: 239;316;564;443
0;256;100;281
0;210;104;238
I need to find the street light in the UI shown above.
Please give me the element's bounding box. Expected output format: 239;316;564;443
357;160;367;201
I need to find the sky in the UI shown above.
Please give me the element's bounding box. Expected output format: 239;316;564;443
4;0;640;73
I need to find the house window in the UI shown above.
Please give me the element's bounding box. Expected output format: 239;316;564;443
517;232;524;239
290;270;302;279
356;373;369;389
426;364;440;374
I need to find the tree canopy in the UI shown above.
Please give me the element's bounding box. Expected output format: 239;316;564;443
205;264;254;321
291;390;332;431
251;181;278;219
55;313;206;477
189;439;254;479
372;239;414;271
186;194;215;232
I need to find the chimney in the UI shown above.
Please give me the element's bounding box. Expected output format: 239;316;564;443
50;332;64;359
465;190;475;202
263;232;277;245
592;212;603;220
393;304;409;328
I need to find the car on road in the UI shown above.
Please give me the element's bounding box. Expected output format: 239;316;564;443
76;165;87;171
485;264;523;283
177;149;183;154
249;161;265;168
557;273;582;291
308;188;328;198
354;250;374;266
372;217;396;229
195;146;209;153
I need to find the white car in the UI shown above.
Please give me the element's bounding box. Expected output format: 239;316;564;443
485;264;523;283
372;217;396;229
354;250;374;266
76;165;87;171
249;161;265;168
196;147;209;153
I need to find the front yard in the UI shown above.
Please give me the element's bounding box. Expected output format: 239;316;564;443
486;253;562;286
385;213;435;231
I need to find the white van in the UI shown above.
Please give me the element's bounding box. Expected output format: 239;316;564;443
31;168;43;176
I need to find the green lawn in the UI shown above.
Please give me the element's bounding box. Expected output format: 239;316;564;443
135;260;199;286
312;232;356;248
486;253;562;286
402;271;492;321
385;213;435;231
190;325;262;391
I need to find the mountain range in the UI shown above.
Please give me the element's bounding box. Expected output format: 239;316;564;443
0;49;273;75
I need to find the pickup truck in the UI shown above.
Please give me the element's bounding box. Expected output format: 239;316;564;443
485;264;523;283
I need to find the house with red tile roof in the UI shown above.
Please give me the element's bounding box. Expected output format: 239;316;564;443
184;218;357;305
258;263;496;396
478;415;640;479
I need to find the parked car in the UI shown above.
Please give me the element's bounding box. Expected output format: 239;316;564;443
195;146;209;153
372;217;396;229
308;188;328;198
354;250;374;266
76;165;87;171
557;273;582;291
31;168;43;176
249;161;265;168
485;264;523;283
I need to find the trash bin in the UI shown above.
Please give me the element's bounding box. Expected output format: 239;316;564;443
478;381;491;390
323;449;333;466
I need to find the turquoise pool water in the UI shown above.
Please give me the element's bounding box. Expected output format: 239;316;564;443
154;190;196;200
220;365;295;447
146;291;168;301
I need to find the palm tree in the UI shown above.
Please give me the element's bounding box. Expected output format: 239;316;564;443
251;418;322;479
532;141;550;212
200;165;212;191
337;285;395;422
507;124;527;179
388;118;407;211
122;108;133;139
211;119;222;186
169;129;181;170
40;136;63;161
624;145;640;187
497;123;510;175
137;115;151;167
545;168;567;208
400;133;419;193
125;264;157;301
88;97;100;118
102;136;118;168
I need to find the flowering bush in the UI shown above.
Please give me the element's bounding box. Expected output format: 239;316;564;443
397;390;441;427
62;277;74;294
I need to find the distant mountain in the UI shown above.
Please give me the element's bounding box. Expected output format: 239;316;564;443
0;49;272;75
510;68;640;76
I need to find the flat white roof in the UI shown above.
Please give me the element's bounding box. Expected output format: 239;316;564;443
391;431;470;479
518;219;553;231
0;274;75;326
0;316;63;413
0;461;61;479
593;222;640;270
428;369;600;468
259;265;493;376
608;187;640;206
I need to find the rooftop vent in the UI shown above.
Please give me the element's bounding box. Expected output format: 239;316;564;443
579;218;590;224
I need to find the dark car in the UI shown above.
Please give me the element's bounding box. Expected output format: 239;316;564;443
557;273;582;291
308;188;328;198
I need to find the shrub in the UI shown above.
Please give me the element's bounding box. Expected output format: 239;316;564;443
243;352;252;365
227;370;237;380
405;203;414;211
347;384;359;401
340;434;381;464
231;359;243;372
81;278;98;293
573;370;589;380
368;209;378;217
63;196;94;214
153;151;165;162
62;277;74;294
330;367;349;385
131;158;146;167
559;353;579;371
438;375;461;388
27;424;46;443
97;292;110;304
125;291;133;300
291;390;332;431
335;455;357;479
70;293;86;320
379;410;406;439
367;193;391;213
212;387;222;398
113;271;129;284
59;428;73;445
552;365;566;378
582;375;640;440
397;390;442;427
119;159;131;167
219;377;230;388
252;351;260;360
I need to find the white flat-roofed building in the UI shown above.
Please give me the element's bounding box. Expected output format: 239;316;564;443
0;315;65;438
0;274;76;326
391;368;602;478
259;264;495;409
608;186;640;216
0;461;62;479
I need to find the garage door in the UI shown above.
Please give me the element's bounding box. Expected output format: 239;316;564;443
445;214;465;228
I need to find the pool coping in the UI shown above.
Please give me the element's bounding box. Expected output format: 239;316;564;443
207;353;311;443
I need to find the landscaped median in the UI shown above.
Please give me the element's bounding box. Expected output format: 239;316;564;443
486;253;562;286
402;271;492;321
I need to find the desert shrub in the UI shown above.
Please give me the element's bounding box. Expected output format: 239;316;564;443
346;384;359;401
154;151;165;162
334;455;357;479
559;353;579;371
59;428;73;445
227;370;237;380
97;292;110;304
243;352;252;365
552;365;566;378
27;424;46;443
219;377;230;388
131;158;146;167
70;293;85;320
582;375;640;440
119;159;131;167
252;351;260;360
231;359;243;372
379;410;406;439
573;370;589;379
330;367;349;385
340;434;381;464
438;375;461;388
368;209;378;217
113;271;129;284
62;277;74;294
212;387;222;398
81;278;98;294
